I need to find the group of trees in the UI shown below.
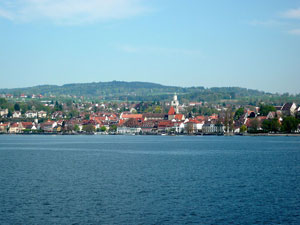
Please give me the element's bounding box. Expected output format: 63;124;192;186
248;116;299;133
81;124;117;133
259;104;276;116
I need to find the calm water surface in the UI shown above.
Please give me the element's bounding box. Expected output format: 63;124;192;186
0;135;299;224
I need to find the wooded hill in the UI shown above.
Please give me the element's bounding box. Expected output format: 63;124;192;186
0;81;299;103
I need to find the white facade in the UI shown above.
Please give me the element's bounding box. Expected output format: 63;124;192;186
25;111;37;118
0;108;8;117
12;111;22;118
171;93;179;114
202;124;225;134
117;127;141;134
38;111;47;118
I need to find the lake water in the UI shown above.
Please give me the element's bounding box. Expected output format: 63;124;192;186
0;135;299;224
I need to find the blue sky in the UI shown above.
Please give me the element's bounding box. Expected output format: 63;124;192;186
0;0;300;94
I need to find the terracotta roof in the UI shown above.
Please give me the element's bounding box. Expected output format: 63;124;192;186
141;121;156;128
123;118;142;127
187;119;202;124
21;122;34;129
118;119;126;126
21;122;33;126
10;123;19;128
174;114;184;121
168;107;175;115
121;114;143;119
195;116;205;121
158;121;173;128
209;114;218;120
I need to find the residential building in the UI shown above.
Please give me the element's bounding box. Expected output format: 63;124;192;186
202;123;225;134
143;113;166;121
0;122;9;133
281;102;297;116
38;111;47;118
0;108;8;117
25;111;37;118
12;111;22;118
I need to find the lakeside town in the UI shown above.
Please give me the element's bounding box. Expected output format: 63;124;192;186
0;93;300;135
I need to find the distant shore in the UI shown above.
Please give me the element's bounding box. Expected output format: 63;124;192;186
1;133;300;137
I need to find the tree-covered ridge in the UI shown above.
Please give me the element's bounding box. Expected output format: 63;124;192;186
0;81;299;103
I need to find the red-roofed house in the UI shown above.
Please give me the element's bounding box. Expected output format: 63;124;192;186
185;118;205;132
40;121;57;132
0;122;9;133
195;115;205;122
174;114;185;121
21;122;37;130
120;113;143;120
158;120;174;132
168;107;176;120
209;113;218;120
9;122;23;133
141;120;157;133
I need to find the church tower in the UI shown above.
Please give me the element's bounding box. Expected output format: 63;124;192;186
171;93;179;114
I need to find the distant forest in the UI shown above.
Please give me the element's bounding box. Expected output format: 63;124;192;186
1;81;299;104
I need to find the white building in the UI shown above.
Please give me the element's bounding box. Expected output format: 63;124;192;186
38;111;47;118
0;108;8;117
117;127;141;134
12;111;22;118
171;93;179;114
25;111;37;118
202;123;225;134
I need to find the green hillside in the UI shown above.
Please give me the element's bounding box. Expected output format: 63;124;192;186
0;81;299;103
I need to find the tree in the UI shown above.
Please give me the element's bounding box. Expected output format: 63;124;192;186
249;118;259;132
0;98;7;107
68;110;79;119
82;124;95;133
154;106;162;113
7;110;12;118
281;116;299;133
229;111;234;132
240;125;247;133
14;103;20;111
262;119;280;133
74;124;80;132
109;125;117;132
259;104;276;116
185;122;194;134
100;126;106;132
270;119;280;132
84;114;90;120
234;107;244;120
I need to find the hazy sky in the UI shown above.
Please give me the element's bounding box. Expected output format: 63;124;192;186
0;0;300;94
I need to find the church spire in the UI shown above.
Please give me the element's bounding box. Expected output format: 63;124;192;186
171;93;179;114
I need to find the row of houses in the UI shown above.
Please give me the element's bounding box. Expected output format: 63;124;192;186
0;94;44;99
0;110;48;118
1;99;299;134
116;106;225;134
0;106;225;134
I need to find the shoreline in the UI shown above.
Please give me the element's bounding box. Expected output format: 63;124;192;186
1;133;300;137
